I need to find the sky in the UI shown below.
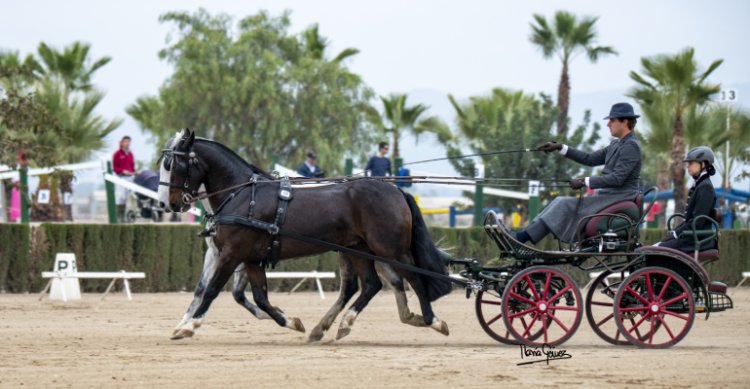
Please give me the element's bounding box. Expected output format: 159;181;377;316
1;0;749;188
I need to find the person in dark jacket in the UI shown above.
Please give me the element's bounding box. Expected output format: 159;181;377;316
513;102;642;244
297;151;325;178
365;142;392;176
658;146;717;252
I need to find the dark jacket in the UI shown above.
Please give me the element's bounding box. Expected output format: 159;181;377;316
662;173;716;252
564;131;641;196
365;156;392;176
297;162;325;178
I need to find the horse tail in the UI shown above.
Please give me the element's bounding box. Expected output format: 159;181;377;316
403;192;453;301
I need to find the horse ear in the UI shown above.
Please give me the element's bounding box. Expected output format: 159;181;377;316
186;128;195;147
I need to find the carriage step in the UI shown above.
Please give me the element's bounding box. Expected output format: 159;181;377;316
708;291;733;312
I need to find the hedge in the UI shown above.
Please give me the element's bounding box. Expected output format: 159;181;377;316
1;223;748;293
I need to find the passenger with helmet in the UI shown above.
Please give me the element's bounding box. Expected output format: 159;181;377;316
658;146;717;252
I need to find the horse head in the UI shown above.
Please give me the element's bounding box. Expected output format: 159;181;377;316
158;128;203;212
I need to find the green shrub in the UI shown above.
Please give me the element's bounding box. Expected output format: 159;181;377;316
1;223;749;293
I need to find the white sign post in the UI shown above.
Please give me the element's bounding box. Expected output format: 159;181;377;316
49;253;81;301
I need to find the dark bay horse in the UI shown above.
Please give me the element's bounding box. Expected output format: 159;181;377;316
158;129;453;341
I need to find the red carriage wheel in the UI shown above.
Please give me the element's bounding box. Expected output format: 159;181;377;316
501;266;583;347
585;270;653;345
475;288;548;345
614;267;695;348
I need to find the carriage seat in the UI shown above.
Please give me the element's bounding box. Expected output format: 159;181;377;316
582;194;643;238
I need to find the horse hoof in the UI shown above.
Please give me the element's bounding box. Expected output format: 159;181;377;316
288;317;306;333
171;328;194;339
308;327;325;343
335;327;351;340
437;321;450;336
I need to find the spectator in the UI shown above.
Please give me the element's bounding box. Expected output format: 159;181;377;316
113;136;136;222
297;151;325;178
365;142;392;177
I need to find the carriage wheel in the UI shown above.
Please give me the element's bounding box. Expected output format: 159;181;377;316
585;270;661;345
501;266;583;347
614;267;695;348
475;287;547;345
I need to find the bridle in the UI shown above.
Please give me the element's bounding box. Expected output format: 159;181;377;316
158;143;200;207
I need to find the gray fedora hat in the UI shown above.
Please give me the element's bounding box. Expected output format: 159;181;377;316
603;102;640;120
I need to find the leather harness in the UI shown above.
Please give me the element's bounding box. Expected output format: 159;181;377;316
203;175;293;269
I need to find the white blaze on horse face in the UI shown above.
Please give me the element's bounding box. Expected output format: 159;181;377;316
158;156;171;211
158;131;182;211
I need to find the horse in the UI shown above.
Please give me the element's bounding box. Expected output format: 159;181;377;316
158;129;453;341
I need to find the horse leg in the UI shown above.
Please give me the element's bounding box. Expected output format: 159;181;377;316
244;262;305;333
308;255;359;342
401;255;449;336
231;262;271;320
336;259;383;340
375;262;427;328
172;243;238;340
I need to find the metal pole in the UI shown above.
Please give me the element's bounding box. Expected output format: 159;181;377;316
19;165;30;223
473;163;485;227
528;180;540;222
105;161;118;224
725;104;731;190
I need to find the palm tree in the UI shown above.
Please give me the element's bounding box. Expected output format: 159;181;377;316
34;42;111;99
529;11;617;135
378;93;451;160
302;24;359;64
629;48;722;212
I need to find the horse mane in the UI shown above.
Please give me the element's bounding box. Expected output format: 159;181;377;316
194;137;276;180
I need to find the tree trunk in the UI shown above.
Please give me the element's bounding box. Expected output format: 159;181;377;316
59;171;74;221
671;114;687;213
392;130;400;159
556;62;570;136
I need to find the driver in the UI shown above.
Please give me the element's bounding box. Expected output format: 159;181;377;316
512;102;642;244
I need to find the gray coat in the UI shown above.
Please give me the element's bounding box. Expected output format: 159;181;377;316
529;132;642;243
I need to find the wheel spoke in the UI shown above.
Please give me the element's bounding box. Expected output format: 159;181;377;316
618;306;649;313
596;313;614;327
625;313;650;334
547;311;570;333
645;273;655;300
547;306;578;311
509;291;536;305
631;317;644;339
624;286;650;305
520;312;540;338
524;274;540;300
661;309;690;321
508;306;537;319
547;284;572;303
543;313;549;343
542;272;552;300
660;293;688;307
648;318;656;344
656;314;676;339
656;276;673;301
486;312;503;326
480;299;502;306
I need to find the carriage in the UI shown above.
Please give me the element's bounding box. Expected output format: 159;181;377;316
160;129;732;349
449;187;733;348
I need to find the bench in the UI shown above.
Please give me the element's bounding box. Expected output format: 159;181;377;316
734;271;750;291
266;271;336;299
39;270;146;301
